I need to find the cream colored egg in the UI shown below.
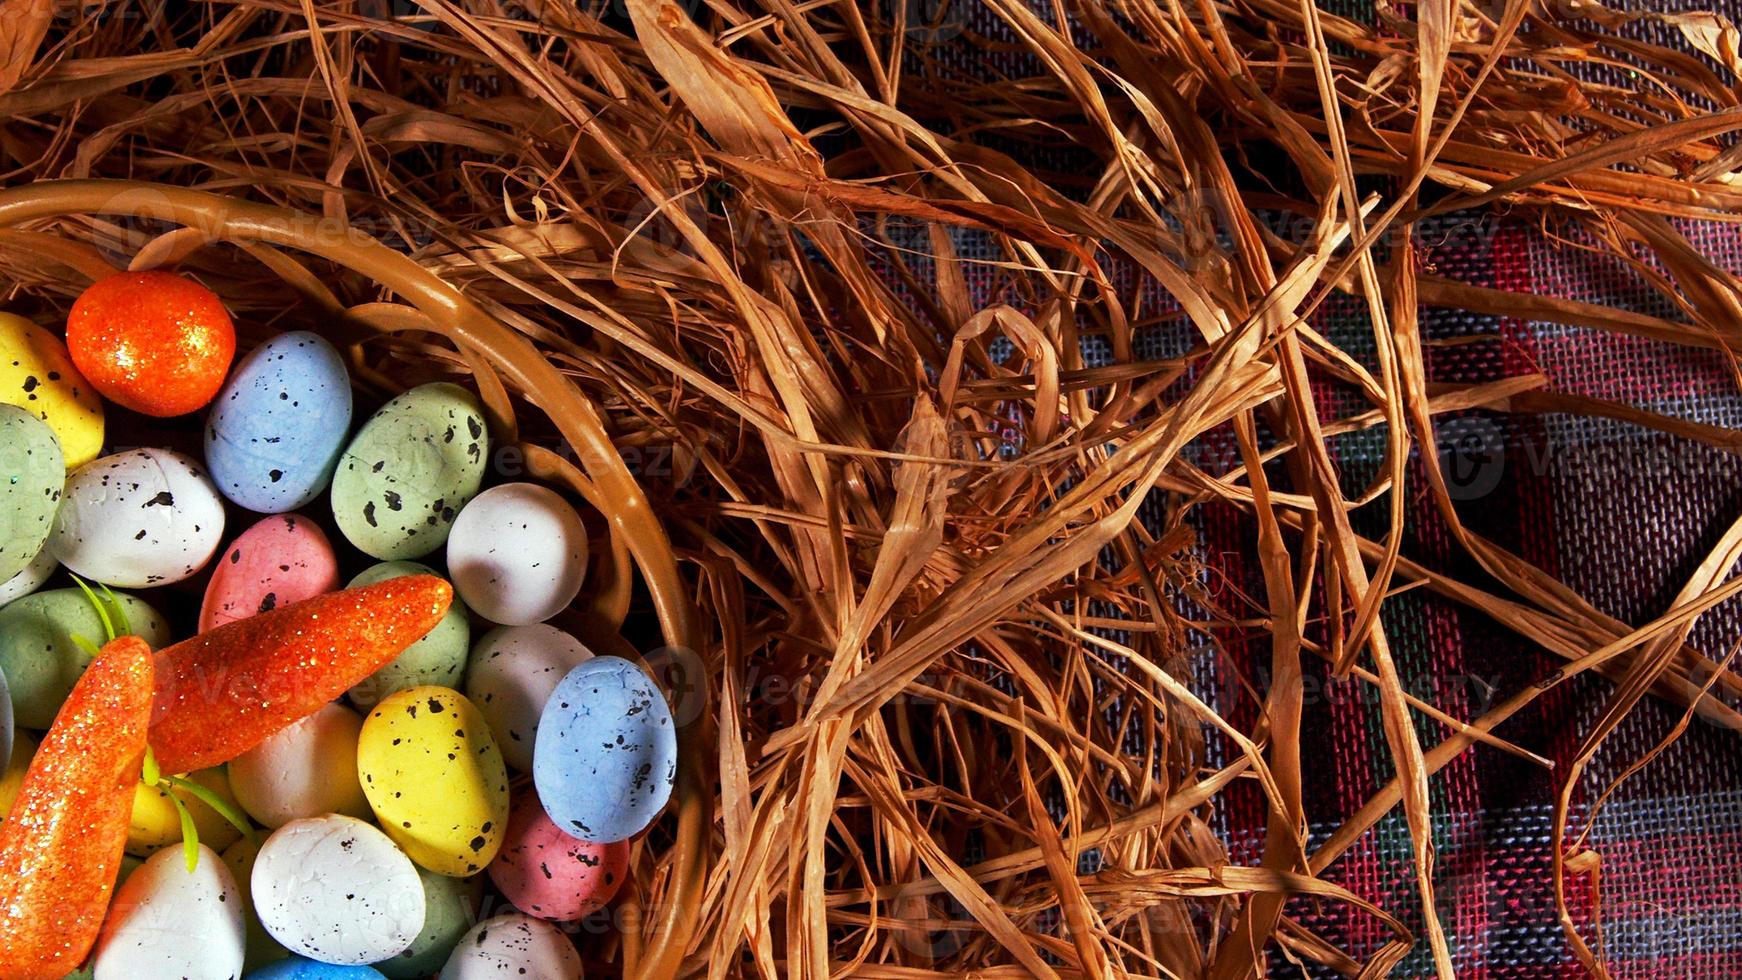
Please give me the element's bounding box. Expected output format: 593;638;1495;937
464;624;594;772
230;701;370;828
446;483;587;626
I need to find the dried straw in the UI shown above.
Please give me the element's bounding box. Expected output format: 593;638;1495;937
1;0;1740;975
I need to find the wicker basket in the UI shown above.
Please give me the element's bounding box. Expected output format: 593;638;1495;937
0;178;709;978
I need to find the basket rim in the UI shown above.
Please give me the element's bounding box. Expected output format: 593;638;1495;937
0;178;712;979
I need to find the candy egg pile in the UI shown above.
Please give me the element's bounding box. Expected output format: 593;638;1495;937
0;272;680;980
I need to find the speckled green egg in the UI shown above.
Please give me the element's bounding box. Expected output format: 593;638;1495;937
220;834;290;972
375;865;482;978
346;561;469;710
330;383;487;560
357;686;508;877
0;588;170;728
0;405;63;582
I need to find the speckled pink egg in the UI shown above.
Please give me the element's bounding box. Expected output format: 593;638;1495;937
488;785;627;921
199;514;339;632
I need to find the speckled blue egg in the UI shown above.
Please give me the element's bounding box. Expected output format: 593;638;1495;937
245;957;385;979
532;656;677;844
206;331;351;513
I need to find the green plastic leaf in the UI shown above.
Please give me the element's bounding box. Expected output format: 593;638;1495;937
167;775;258;845
68;574;116;644
100;583;132;638
142;746;161;788
70;633;101;658
167;791;200;872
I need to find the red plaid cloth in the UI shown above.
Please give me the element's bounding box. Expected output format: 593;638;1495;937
974;3;1742;975
1189;84;1742;980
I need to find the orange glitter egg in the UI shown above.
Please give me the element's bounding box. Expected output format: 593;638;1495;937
0;636;152;980
150;574;454;774
66;270;236;417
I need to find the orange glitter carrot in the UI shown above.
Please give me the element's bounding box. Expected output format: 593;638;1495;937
150;574;453;773
0;636;153;980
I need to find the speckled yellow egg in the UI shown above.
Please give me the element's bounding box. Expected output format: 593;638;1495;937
0;731;36;819
358;686;508;877
126;767;245;856
0;312;103;469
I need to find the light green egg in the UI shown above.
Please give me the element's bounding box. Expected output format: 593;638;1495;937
221;834;291;972
346;561;469;710
330;382;487;561
374;865;484;978
0;405;64;583
0;589;170;728
116;853;145;891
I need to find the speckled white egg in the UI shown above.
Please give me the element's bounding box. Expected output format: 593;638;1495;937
446;483;587;626
253;814;426;966
229;701;371;828
48;448;225;587
464;625;594;772
93;844;245;980
438;914;582;980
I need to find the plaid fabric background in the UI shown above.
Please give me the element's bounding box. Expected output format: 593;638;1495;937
1193;208;1742;979
1199;11;1742;979
929;0;1742;976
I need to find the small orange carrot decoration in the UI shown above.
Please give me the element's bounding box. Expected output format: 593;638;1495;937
0;636;153;980
150;574;453;773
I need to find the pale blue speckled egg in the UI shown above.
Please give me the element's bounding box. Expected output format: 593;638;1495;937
206;331;351;514
532;655;677;844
